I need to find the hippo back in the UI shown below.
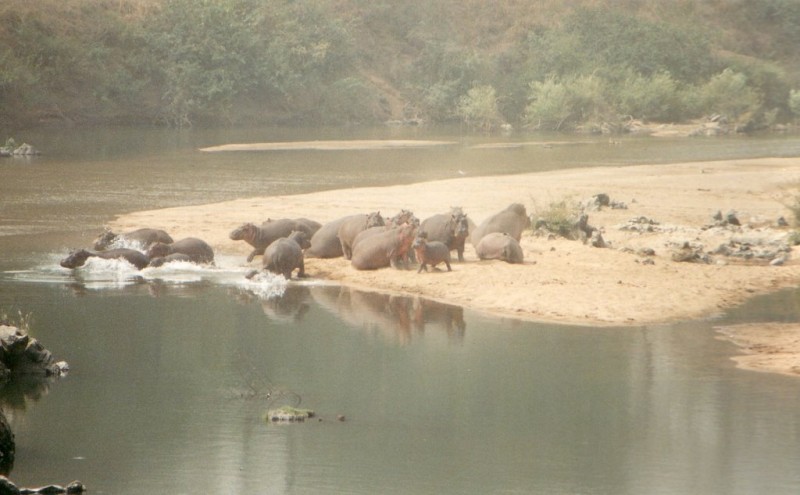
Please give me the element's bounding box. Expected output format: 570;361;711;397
148;237;214;264
263;233;306;278
93;228;173;250
351;224;416;270
470;203;531;247
338;212;385;260
305;216;351;258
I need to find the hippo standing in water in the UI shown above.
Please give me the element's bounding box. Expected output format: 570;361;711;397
419;207;471;261
93;228;173;251
248;231;311;280
470;203;531;247
60;248;150;270
475;232;524;264
147;237;214;264
412;232;452;273
351;223;417;270
338;212;385;260
230;218;320;263
147;253;194;268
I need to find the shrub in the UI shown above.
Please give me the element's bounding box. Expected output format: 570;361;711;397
790;89;800;120
457;85;505;131
523;74;606;130
530;198;582;238
699;68;761;121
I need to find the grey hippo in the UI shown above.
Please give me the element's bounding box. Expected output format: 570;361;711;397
351;223;417;270
252;231;311;280
305;213;377;259
470;203;531;247
412;232;452;273
419;207;472;262
147;237;214;264
475;232;524;264
337;211;385;260
93;228;173;251
230;218;321;263
60;248;150;270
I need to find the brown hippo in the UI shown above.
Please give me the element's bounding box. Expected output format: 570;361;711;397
147;237;214;264
230;218;319;262
351;223;417;270
419;207;471;261
93;228;173;251
470;203;531;247
147;253;194;267
60;248;150;270
475;232;524;264
412;232;452;273
338;211;385;260
261;231;311;279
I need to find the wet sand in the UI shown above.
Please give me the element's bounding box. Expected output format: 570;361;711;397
109;156;800;375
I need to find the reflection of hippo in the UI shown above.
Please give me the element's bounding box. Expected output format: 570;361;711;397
475;232;524;264
412;233;451;273
470;203;531;247
60;248;150;270
338;212;385;260
420;207;471;261
93;228;173;251
147;253;193;267
230;218;319;262
351;224;417;270
262;231;311;279
147;238;214;264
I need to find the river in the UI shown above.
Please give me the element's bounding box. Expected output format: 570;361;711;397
1;126;800;494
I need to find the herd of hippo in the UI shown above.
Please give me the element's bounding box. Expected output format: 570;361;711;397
60;203;531;280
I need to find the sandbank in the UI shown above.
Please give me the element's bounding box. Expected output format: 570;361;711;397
109;156;800;375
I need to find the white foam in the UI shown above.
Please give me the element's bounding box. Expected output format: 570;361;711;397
234;271;288;299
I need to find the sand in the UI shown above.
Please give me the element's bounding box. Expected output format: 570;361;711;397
109;156;800;376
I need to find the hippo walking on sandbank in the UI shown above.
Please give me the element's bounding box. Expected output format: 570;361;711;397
147;237;214;264
60;248;150;270
470;203;531;247
230;218;320;263
475;232;524;264
351;224;417;270
338;212;385;260
419;207;471;262
93;228;173;251
412;232;452;273
248;231;311;280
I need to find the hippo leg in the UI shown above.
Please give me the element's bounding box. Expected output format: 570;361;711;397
247;247;265;263
457;247;464;262
417;263;428;274
297;260;307;278
445;260;452;271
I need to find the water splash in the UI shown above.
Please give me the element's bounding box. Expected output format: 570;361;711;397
235;271;288;299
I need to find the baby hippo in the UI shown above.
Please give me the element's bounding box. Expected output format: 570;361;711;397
251;231;311;280
412;232;452;273
475;232;524;264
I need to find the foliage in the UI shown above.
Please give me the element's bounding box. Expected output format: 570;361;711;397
699;69;761;121
457;85;505;131
0;309;33;332
523;74;607;130
790;90;800;120
530;198;581;238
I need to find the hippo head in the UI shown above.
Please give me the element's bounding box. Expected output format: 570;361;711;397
452;212;470;238
389;209;416;227
366;211;385;229
93;229;117;250
287;230;311;250
146;242;171;259
229;223;256;241
60;249;92;269
412;231;428;249
507;203;527;216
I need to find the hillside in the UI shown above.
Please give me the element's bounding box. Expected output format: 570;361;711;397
1;0;799;129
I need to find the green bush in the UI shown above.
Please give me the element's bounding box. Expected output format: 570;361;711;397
790;89;800;120
523;74;607;130
699;68;761;121
457;85;505;131
615;71;685;122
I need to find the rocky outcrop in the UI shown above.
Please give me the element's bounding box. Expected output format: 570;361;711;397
0;326;68;379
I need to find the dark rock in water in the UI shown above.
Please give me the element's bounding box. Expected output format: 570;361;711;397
266;406;315;423
0;325;67;378
0;476;20;495
0;412;13;476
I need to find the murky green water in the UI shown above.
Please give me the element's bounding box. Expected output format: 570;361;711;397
1;126;800;493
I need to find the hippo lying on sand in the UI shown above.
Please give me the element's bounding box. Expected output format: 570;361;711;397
420;207;471;261
475;232;524;264
93;228;173;251
147;238;214;264
230;218;320;262
306;213;381;259
470;203;530;247
412;233;452;273
60;248;150;270
351;224;417;270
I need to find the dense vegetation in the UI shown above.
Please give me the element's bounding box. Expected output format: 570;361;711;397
2;0;800;130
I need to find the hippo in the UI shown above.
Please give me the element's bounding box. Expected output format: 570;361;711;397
386;209;417;227
93;228;173;251
475;232;524;264
419;207;471;261
230;218;319;262
351;223;417;271
260;231;311;280
470;203;531;247
412;232;452;273
60;248;150;270
147;253;194;267
338;211;385;260
147;237;214;264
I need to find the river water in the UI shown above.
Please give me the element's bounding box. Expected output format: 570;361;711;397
1;126;800;494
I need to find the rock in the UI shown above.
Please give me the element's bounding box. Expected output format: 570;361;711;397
589;231;606;248
0;476;20;495
266;406;315;423
776;216;789;227
11;144;40;156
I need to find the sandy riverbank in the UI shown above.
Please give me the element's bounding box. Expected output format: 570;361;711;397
109;156;800;375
